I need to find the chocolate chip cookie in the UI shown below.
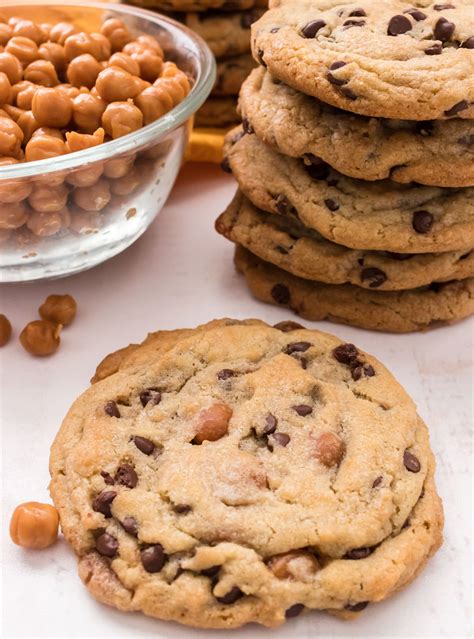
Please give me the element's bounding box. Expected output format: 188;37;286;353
196;97;239;127
185;8;265;58
252;1;474;120
217;191;474;290
224;128;474;253
214;54;256;96
239;68;474;187
236;247;474;332
50;319;443;627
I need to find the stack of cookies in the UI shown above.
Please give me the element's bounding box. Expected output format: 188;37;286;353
217;0;474;332
50;319;443;628
124;0;267;127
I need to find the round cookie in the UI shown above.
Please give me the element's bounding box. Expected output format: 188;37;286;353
214;54;257;96
185;8;265;58
235;246;474;332
217;191;474;290
239;68;474;188
126;0;257;11
223;127;474;253
196;97;239;127
251;0;474;120
50;320;443;628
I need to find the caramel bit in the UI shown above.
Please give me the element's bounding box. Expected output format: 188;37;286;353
0;313;12;346
39;294;77;326
10;501;59;549
19;319;62;356
314;432;346;467
193;403;233;444
268;550;320;580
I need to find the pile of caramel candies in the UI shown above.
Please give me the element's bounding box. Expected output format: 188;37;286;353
0;14;190;243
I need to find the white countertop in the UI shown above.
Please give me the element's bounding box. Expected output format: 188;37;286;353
1;163;472;639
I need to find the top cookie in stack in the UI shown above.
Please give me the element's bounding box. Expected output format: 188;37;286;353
126;0;267;127
216;0;474;333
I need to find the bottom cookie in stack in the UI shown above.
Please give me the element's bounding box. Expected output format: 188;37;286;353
217;128;474;332
51;319;443;628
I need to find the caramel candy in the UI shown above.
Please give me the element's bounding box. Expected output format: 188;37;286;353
193;403;233;444
10;502;59;549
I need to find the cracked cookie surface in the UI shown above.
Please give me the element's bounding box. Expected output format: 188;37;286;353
235;247;474;332
252;0;474;120
50;320;443;628
239;68;474;187
224;127;474;253
216;191;474;290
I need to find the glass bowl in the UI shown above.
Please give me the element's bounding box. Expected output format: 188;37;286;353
0;0;215;282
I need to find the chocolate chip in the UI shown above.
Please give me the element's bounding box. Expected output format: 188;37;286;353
271;283;290;305
372;476;383;488
95;532;118;558
276;246;289;255
434;3;455;10
340;86;358;101
114;464;138;488
333;343;359;365
220;157;232;174
92;490;117;518
121;516;138;536
275;194;297;216
217;369;234;380
412;210;434;234
101;470;115;485
104;401;120;418
133;436;155;455
349;8;366;17
274;320;304;332
285;603;304;618
404;8;426;21
434;17;455;42
215;586;244;604
301;19;326;38
351;363;375;381
327;61;347;86
141;544;167;573
403;450;421;473
285;341;311;355
201;565;220;578
304;157;331;180
425;43;443;55
345;547;373;560
173;504;191;514
242;118;254;134
445;100;469;117
324;198;340;211
292;404;312;416
268;432;290;450
139;388;161;407
263;413;278;435
361;267;387;288
345;601;369;612
387;15;412;36
461;36;474;48
343;19;366;27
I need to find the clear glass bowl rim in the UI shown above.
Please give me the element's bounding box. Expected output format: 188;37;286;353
0;0;216;180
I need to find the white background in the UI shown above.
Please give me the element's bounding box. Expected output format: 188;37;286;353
1;164;472;638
